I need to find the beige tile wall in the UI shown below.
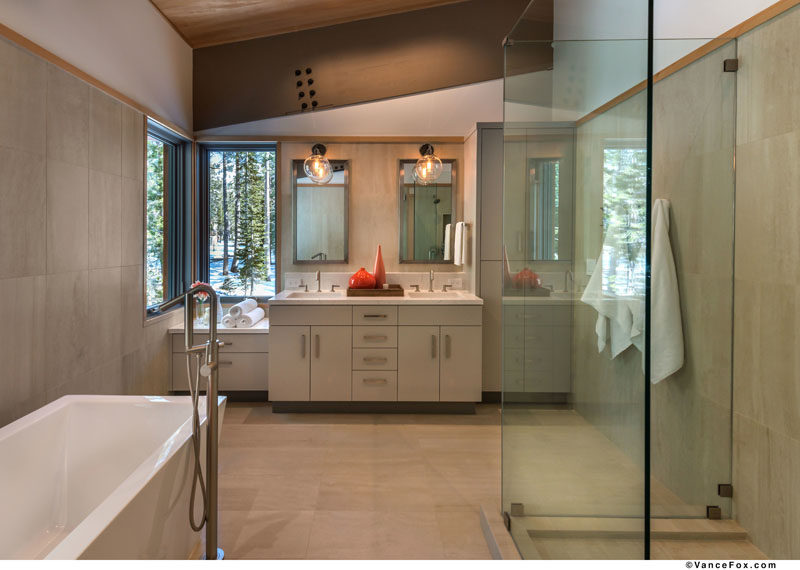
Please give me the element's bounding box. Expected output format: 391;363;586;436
278;141;470;289
0;36;181;428
732;5;800;558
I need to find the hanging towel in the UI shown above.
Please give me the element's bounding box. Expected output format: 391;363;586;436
236;307;265;329
229;298;258;318
453;222;465;266
648;199;684;383
443;223;452;260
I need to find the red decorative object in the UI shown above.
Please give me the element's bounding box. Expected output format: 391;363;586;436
512;268;542;289
349;268;376;289
373;245;386;288
190;280;211;301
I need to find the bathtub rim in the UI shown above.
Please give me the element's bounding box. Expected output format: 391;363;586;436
0;394;225;560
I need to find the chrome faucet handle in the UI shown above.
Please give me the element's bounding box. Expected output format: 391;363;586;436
409;284;420;292
330;284;341;293
442;284;453;292
315;270;321;293
428;270;435;292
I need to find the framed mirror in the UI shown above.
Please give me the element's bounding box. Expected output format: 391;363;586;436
292;159;349;263
398;159;456;263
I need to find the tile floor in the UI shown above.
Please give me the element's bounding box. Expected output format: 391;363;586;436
217;403;767;560
218;403;500;559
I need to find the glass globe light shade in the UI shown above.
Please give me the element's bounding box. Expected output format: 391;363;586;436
413;144;443;185
303;144;333;184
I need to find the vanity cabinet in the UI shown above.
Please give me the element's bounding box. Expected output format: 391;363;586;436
170;330;269;393
268;303;483;404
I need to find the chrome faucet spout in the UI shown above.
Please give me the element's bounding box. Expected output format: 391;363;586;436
315;271;321;293
428;269;435;293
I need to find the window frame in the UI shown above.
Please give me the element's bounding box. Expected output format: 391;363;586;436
197;143;279;302
144;119;192;318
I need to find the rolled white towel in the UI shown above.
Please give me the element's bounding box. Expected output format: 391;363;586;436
229;298;257;318
221;314;237;328
236;307;265;329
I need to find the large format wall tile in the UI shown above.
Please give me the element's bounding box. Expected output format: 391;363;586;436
46;64;89;167
0;37;46;156
121;106;143;181
45;270;90;390
89;89;122;175
0;275;46;426
47;159;89;274
121;177;144;266
88;170;122;268
88;267;123;370
0;146;46;279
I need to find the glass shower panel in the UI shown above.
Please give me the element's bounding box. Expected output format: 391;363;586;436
502;0;651;559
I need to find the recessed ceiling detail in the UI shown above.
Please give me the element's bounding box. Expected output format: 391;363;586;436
150;0;467;48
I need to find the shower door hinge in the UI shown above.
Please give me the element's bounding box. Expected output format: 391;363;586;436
706;505;722;519
723;58;739;72
718;483;733;498
502;511;511;531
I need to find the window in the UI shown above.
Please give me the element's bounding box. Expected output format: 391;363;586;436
198;145;278;298
601;142;647;297
145;119;190;315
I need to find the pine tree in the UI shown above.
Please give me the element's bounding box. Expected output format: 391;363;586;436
230;152;242;274
222;152;229;276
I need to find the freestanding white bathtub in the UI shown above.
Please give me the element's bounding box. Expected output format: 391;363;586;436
0;395;226;559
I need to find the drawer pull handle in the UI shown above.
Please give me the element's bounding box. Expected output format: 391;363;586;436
363;377;388;384
219;361;233;366
445;334;451;358
218;340;233;347
363;314;387;319
363;357;388;363
301;334;306;358
315;334;320;358
431;334;437;358
363;335;388;341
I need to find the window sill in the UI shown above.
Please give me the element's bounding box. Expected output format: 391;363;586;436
143;304;183;327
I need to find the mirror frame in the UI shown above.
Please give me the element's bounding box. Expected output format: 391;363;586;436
292;158;350;264
397;158;457;264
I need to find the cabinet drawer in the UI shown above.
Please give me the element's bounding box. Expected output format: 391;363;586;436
172;353;268;391
353;306;398;326
353;326;397;348
269;305;351;326
171;333;268;353
352;348;397;370
399;305;482;326
352;371;398;401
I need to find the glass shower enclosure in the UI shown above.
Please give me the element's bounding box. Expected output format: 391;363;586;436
501;0;736;559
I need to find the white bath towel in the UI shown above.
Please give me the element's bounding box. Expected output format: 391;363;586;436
221;314;237;328
236;307;265;329
443;223;452;260
453;222;465;266
229;298;258;318
580;199;683;383
649;199;684;383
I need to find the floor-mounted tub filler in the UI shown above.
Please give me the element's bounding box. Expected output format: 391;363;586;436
0;394;226;559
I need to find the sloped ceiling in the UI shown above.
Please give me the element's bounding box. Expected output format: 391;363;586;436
151;0;467;48
193;0;541;131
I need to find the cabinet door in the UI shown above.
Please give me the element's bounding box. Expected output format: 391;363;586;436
397;326;440;401
268;326;310;401
310;326;352;401
440;326;482;402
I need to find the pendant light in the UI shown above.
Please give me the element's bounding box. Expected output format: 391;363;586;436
303;143;333;184
413;143;443;185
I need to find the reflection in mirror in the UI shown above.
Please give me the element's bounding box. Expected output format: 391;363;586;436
292;159;349;263
529;157;561;259
398;159;456;263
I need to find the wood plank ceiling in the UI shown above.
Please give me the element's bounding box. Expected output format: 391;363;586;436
151;0;468;48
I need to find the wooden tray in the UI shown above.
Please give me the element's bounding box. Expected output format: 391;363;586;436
347;284;404;297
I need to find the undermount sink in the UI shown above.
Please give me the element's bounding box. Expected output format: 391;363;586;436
285;291;346;299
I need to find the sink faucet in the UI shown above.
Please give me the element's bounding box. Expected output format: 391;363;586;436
314;271;321;293
565;270;574;292
428;269;435;293
442;284;453;292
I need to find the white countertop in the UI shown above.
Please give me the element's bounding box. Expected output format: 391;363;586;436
169;318;270;334
502;292;575;306
268;290;483;306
